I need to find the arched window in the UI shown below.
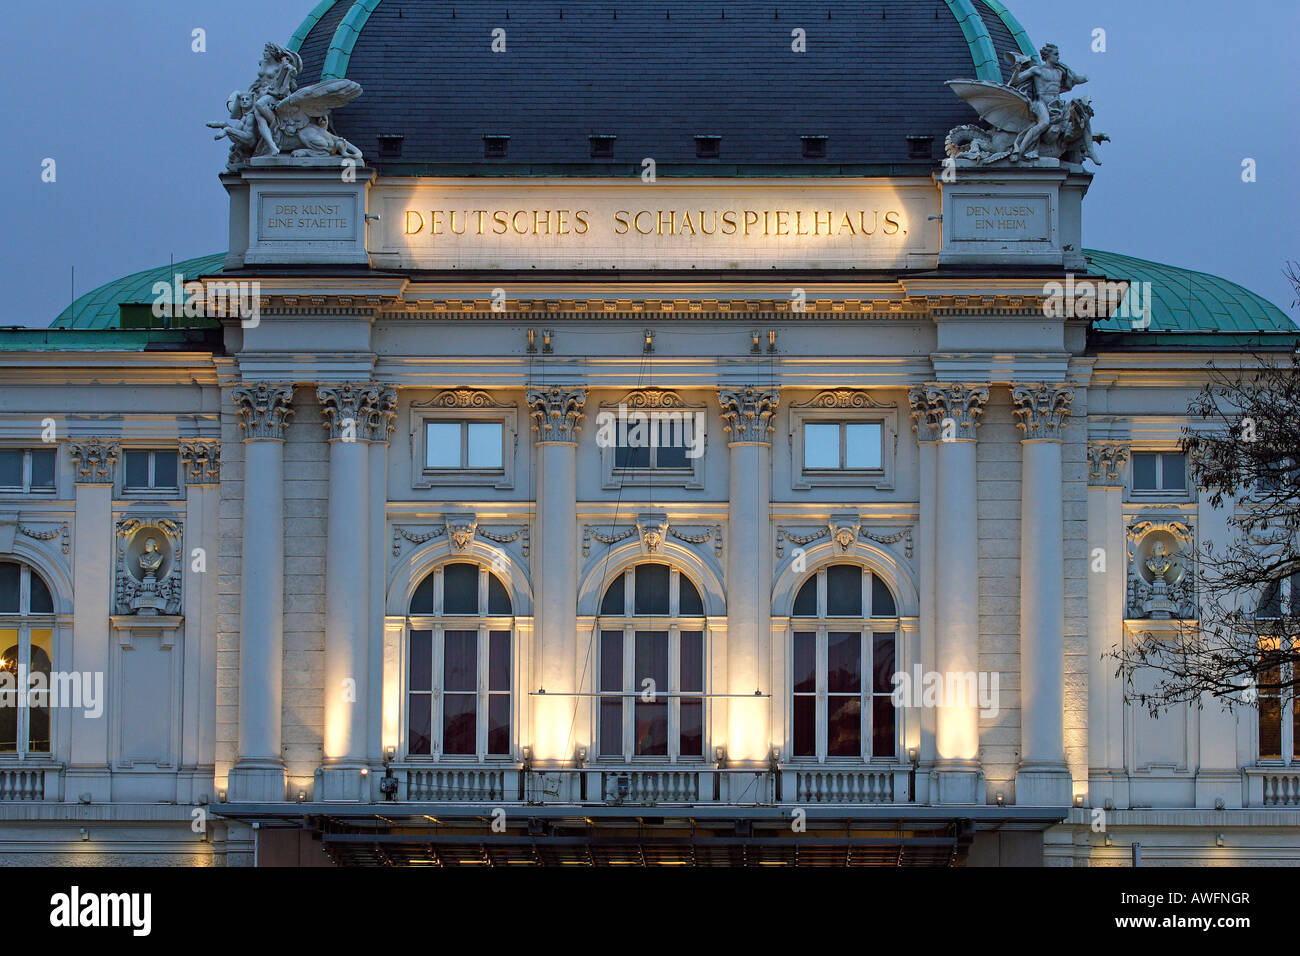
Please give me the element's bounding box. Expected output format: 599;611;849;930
0;561;55;756
406;562;513;759
790;563;898;761
597;563;706;761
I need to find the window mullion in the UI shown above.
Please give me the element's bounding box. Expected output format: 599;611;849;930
432;627;444;756
623;625;634;761
816;626;827;762
18;624;30;759
477;624;488;759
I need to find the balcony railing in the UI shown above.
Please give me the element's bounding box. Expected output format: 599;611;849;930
0;768;47;801
1245;768;1300;807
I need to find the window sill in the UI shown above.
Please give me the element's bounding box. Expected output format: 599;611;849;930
414;469;510;490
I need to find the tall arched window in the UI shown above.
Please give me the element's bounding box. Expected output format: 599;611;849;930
597;563;706;761
790;563;898;761
0;561;55;756
406;562;513;759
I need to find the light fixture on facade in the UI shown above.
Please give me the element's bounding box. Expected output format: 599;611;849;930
714;746;727;768
575;746;587;767
1074;794;1084;807
384;745;396;764
360;767;369;777
1216;833;1225;847
995;792;1004;806
297;790;306;803
907;747;919;766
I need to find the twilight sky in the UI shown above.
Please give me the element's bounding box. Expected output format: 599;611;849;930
0;0;1296;327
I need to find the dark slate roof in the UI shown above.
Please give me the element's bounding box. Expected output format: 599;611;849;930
288;0;1037;174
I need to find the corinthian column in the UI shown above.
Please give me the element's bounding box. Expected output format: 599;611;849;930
907;390;940;788
229;383;293;802
718;386;779;764
925;383;987;803
1012;384;1074;806
526;385;585;763
316;383;389;801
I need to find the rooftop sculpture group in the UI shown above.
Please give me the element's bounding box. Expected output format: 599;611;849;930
945;43;1108;167
208;43;365;171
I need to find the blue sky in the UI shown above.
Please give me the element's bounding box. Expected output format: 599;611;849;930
0;0;1295;326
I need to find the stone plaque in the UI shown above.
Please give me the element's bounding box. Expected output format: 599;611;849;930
257;195;357;241
949;195;1050;242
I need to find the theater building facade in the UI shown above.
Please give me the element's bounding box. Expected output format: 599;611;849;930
0;1;1296;866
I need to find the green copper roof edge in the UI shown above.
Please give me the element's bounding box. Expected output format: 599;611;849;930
977;0;1037;57
943;0;1002;82
322;0;383;80
52;253;226;330
288;0;343;54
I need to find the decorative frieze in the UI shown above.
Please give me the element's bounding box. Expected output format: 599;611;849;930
232;384;295;440
1087;442;1130;485
527;386;586;444
178;439;221;485
1012;384;1074;440
796;388;891;410
775;520;914;560
392;516;529;558
717;386;779;444
68;438;120;483
114;517;183;616
419;388;510;409
582;517;723;559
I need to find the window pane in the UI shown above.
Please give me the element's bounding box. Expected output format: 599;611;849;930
792;695;816;757
827;697;861;757
1259;696;1281;759
804;423;840;469
599;630;623;692
443;694;477;754
488;694;510;755
0;629;16;752
29;570;53;615
487;573;511;615
0;450;22;486
442;563;479;615
635;631;669;693
614;443;651;468
680;631;703;693
408;695;432;756
488;631;510;691
873;633;896;695
844;423;882;470
0;564;18;613
870;574;896;618
27;630;52;753
872;696;895;759
443;630;477;692
827;632;861;693
793;578;817;617
409;574;434;615
826;564;862;617
29;449;55;489
634;564;670;615
124;451;149;487
408;630;433;692
634;700;668;756
1132;453;1157;490
426;422;461;468
655;443;689;469
678;576;703;616
466;423;503;469
600;573;625;615
680;697;703;757
792;632;817;694
1161;453;1186;491
153;451;178;488
599;699;622;757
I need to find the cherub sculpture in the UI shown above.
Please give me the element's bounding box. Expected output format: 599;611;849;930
944;43;1109;167
208;42;365;169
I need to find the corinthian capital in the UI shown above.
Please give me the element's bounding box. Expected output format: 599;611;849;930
363;386;398;444
68;437;120;483
526;386;586;444
1088;442;1130;486
179;439;221;485
316;383;394;442
919;383;988;440
717;386;779;445
1012;384;1074;440
232;383;295;441
908;385;942;441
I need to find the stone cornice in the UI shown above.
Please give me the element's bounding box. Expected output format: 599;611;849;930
67;438;119;484
1012;384;1074;441
232;383;295;441
717;386;779;445
526;386;586;444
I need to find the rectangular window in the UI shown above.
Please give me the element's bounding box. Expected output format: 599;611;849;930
425;421;504;471
406;627;512;759
791;628;897;761
1132;452;1186;493
0;449;56;493
600;628;706;761
615;419;691;470
803;422;883;471
0;625;53;756
599;630;623;758
1257;579;1300;763
122;450;178;492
